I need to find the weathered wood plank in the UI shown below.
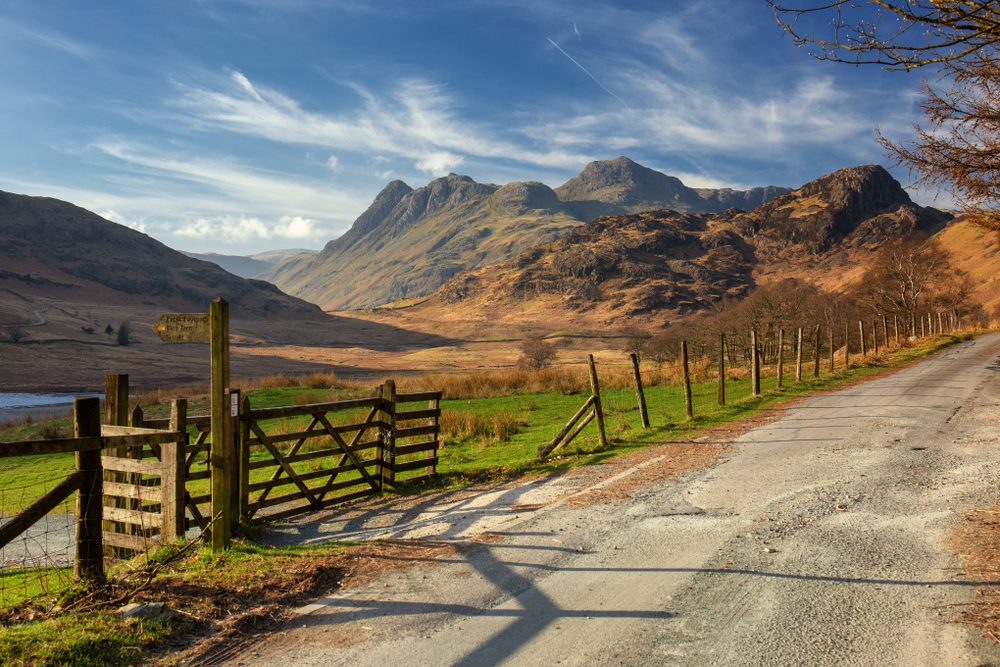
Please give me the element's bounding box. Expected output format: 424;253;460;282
394;440;439;456
395;391;443;403
104;482;161;502
0;436;104;458
244;421;387;447
0;470;84;550
102;531;159;552
245;441;380;471
102;432;184;449
101;425;178;437
104;505;161;526
101;456;162;475
244;397;382;422
247;459;379;493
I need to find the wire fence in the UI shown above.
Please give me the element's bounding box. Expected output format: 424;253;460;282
427;337;866;476
0;467;78;612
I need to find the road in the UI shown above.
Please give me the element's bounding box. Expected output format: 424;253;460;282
223;335;1000;666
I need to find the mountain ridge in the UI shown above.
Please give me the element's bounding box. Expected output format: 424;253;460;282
262;157;792;310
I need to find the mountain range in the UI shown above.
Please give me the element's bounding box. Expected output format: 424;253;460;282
403;165;954;327
261;157;793;311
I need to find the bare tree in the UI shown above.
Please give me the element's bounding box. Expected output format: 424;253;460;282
769;1;1000;221
517;337;557;370
5;325;27;344
768;1;1000;70
852;234;967;326
621;328;652;364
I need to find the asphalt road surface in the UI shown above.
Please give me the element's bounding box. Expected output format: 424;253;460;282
225;334;1000;666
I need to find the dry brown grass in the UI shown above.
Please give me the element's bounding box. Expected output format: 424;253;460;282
439;409;530;448
397;367;588;399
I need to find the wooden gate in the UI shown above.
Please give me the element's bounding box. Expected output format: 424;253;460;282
238;396;387;522
101;402;189;552
238;384;443;522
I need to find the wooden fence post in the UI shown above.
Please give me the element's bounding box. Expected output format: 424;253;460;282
74;397;104;584
104;374;128;536
844;321;850;370
717;333;726;407
226;388;240;536
210;297;231;552
828;329;834;373
681;342;694;420
751;330;760;397
588;355;609;446
872;320;878;355
380;380;397;490
813;325;821;378
859;321;866;357
239;395;251;523
629;352;650;428
795;327;803;382
427;396;440;476
162;399;187;542
776;329;784;390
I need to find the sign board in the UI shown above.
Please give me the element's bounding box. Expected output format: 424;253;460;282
153;314;210;343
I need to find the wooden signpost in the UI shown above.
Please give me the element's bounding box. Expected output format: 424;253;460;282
152;298;231;552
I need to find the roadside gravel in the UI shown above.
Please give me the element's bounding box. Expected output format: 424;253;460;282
219;334;1000;667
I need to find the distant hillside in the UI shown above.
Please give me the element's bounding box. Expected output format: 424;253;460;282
251;248;316;264
0;191;323;318
263;158;790;310
553;156;791;220
181;252;273;279
408;165;952;326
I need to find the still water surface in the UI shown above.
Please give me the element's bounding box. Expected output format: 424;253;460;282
0;392;101;424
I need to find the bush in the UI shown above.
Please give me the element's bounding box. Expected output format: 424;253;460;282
116;322;130;346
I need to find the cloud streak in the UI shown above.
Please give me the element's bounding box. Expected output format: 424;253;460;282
546;38;632;110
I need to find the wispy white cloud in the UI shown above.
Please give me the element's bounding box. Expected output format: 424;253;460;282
91;138;364;221
326;155;338;169
171;69;593;172
0;17;98;61
98;209;147;233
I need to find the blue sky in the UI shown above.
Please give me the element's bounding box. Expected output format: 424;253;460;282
0;1;935;255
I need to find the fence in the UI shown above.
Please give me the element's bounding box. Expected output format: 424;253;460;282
530;315;963;460
0;378;442;609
